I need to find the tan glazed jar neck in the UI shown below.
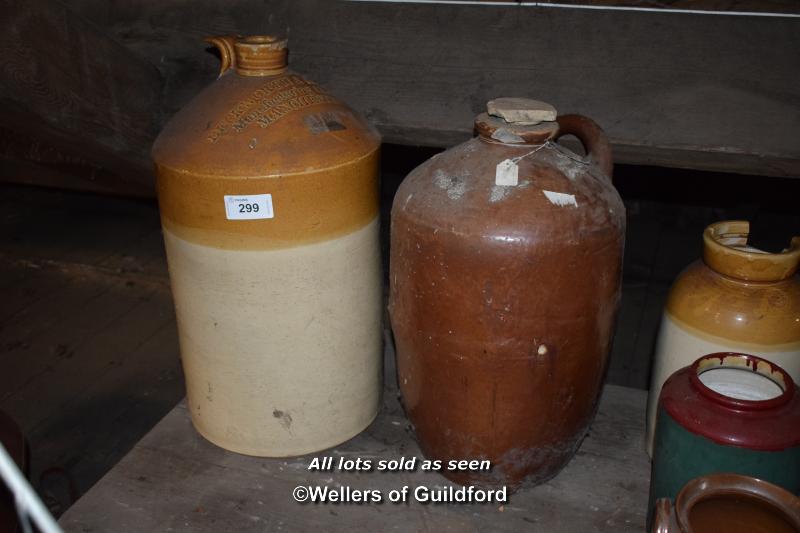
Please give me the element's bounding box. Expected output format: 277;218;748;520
703;220;800;282
206;35;288;77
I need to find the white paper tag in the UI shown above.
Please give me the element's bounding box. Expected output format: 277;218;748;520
495;159;519;186
224;194;274;220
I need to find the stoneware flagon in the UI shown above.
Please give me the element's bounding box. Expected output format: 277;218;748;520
649;353;800;524
646;221;800;456
151;35;383;456
651;473;800;533
389;98;625;488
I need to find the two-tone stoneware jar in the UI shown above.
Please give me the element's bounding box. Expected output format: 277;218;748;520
651;473;800;533
389;98;625;488
646;221;800;455
152;35;382;456
649;353;800;521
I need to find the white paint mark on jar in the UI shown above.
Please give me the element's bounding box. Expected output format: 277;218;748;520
537;344;548;356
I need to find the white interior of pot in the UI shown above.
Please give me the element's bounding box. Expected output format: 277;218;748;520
698;367;784;401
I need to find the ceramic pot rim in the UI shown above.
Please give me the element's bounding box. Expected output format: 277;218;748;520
703;220;800;281
690;352;795;411
674;473;800;531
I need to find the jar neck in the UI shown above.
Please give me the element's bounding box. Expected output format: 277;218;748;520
233;36;288;76
702;220;800;282
207;35;288;78
474;113;558;145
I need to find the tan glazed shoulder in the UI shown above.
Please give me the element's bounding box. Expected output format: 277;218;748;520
666;261;800;348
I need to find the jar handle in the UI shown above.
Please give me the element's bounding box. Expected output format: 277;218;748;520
555;114;614;180
205;35;238;77
651;498;673;533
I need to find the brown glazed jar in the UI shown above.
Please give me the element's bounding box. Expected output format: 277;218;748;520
152;36;382;457
389;98;625;488
651;473;800;533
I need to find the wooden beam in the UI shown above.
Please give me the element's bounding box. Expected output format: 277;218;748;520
0;105;155;196
351;0;800;15
0;0;163;194
287;1;800;177
28;0;800;188
69;0;291;118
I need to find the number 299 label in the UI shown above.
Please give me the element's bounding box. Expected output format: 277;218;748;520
224;194;274;220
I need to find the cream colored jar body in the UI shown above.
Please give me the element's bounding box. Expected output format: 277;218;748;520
163;220;382;456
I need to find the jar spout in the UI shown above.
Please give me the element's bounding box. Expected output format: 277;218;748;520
702;220;800;281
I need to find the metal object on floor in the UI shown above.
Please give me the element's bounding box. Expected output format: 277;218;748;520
0;410;61;533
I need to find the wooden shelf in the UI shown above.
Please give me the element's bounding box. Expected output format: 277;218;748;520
60;341;651;532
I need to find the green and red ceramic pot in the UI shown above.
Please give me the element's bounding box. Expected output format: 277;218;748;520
649;353;800;523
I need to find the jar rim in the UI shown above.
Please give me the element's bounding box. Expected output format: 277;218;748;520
689;352;794;411
674;473;800;531
702;220;800;281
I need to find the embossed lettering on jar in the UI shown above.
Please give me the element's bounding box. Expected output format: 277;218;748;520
152;35;382;457
389;98;625;488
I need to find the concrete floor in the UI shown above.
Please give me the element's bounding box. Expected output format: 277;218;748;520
0;149;797;516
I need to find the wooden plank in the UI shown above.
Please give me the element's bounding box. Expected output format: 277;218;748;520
0;184;168;325
27;318;183;494
64;0;800;178
69;0;290;119
0;185;162;265
0;263;72;324
0;281;131;405
59;380;650;532
286;1;800;177
371;0;800;14
0;284;171;428
607;281;649;388
96;227;171;281
63;0;800;179
0;184;184;513
0;107;154;197
0;185;172;405
0;0;163;194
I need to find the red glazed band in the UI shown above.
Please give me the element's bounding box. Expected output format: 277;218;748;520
659;351;800;450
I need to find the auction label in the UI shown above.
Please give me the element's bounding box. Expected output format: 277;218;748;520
224;194;274;220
